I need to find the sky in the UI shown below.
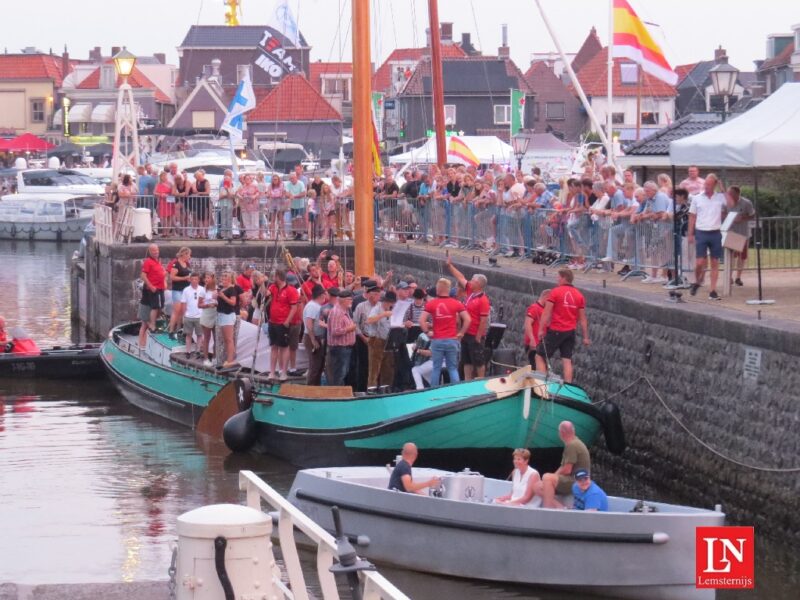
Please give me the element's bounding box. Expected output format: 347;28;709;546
3;0;798;73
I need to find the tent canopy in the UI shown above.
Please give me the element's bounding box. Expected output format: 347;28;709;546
6;133;54;152
670;82;800;168
391;135;514;165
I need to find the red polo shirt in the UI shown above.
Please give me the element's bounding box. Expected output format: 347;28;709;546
268;283;299;325
424;297;464;339
524;301;546;347
142;257;166;290
236;273;253;293
321;272;338;289
464;290;490;336
547;284;585;332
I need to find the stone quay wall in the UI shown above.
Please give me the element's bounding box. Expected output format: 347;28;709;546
74;240;800;539
375;247;800;540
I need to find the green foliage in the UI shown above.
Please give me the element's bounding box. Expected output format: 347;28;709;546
742;167;800;216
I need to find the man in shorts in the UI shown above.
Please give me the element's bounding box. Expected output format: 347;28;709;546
446;258;491;380
688;174;726;300
535;268;590;383
266;268;300;381
536;420;591;509
138;243;166;347
180;273;203;357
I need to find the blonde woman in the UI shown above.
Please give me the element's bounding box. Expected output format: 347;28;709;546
217;270;243;368
657;173;673;198
168;247;192;339
198;272;218;367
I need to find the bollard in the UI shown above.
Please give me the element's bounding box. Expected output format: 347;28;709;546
603;279;606;289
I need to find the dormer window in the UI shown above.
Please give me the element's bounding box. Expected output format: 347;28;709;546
100;65;116;89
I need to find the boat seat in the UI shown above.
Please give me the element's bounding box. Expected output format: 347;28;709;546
278;383;354;399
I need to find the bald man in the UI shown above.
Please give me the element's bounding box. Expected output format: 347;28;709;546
536;421;591;509
387;442;441;495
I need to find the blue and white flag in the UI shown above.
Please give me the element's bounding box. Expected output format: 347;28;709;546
269;0;300;47
220;70;257;142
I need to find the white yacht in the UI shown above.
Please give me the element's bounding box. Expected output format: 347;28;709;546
14;169;106;196
0;193;97;241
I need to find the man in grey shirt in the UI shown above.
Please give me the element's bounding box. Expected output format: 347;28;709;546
352;282;381;391
725;186;755;287
302;284;328;385
365;290;396;392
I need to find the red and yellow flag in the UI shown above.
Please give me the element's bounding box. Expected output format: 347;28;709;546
612;0;677;86
370;109;382;177
447;136;480;167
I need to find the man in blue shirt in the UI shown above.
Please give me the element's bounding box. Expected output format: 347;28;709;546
572;469;608;511
632;181;672;284
136;164;157;212
387;442;441;494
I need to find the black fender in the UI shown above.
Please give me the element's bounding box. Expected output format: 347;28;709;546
600;401;626;455
234;377;253;412
222;408;257;453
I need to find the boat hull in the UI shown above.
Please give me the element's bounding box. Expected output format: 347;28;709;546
0;217;91;241
0;345;104;379
289;467;722;600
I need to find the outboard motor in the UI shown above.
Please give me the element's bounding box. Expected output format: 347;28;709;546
489;348;518;376
223;409;257;452
600;401;626;455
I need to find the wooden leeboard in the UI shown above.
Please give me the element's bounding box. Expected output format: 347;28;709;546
196;380;240;438
277;383;354;399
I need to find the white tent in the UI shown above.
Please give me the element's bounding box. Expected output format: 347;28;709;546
390;135;515;165
670;82;800;167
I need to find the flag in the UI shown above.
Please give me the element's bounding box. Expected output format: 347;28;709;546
510;89;525;137
220;70;257;142
448;136;480;167
612;0;677;86
269;0;300;47
370;114;382;178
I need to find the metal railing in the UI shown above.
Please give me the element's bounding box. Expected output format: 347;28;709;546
238;470;409;600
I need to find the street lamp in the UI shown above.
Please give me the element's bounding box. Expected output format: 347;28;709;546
111;47;140;183
512;131;530;172
709;62;739;121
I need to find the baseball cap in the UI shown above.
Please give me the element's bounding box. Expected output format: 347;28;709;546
381;290;397;303
338;289;354;298
574;469;590;480
397;281;410;290
328;287;340;297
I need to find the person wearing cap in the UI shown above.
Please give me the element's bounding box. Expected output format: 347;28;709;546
351;280;380;391
4;326;41;355
326;289;357;386
420;277;471;387
302;284;328;385
286;273;305;377
537;420;592;509
237;263;255;295
265;268;300;381
572;470;608;511
365;290;396;391
395;280;412;302
446;258;491;380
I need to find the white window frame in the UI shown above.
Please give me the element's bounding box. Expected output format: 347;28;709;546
191;110;216;129
545;102;565;121
30;98;46;123
444;104;456;126
493;104;511;125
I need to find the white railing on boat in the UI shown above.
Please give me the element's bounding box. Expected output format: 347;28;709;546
239;470;410;600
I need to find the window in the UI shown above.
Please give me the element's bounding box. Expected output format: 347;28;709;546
191;110;216;128
493;104;511;124
236;64;252;83
30;98;45;123
620;63;639;85
545;102;565;120
323;77;350;101
640;112;659;125
444;104;456;126
533;101;540;121
611;112;625;125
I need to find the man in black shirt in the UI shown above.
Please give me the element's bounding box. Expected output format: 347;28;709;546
388;442;441;494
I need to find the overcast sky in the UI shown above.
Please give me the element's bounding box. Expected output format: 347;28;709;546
4;0;798;73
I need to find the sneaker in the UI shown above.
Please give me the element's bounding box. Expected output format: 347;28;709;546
709;290;721;301
689;283;700;296
202;359;213;368
651;276;668;284
600;256;613;262
641;276;654;283
267;371;277;380
279;371;288;381
734;278;743;286
504;250;516;258
617;265;631;276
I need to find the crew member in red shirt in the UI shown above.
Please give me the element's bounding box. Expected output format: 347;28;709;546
420;277;471;387
265;268;300;381
524;289;551;368
303;261;329;296
446;258;491;380
286;273;305;377
236;262;255;295
5;327;41;355
321;256;341;288
138;243;167;348
535;268;590;383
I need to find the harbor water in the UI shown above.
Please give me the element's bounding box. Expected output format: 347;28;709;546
0;241;795;599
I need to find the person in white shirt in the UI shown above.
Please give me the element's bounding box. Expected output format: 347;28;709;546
688;173;726;300
494;448;542;507
180;273;203;356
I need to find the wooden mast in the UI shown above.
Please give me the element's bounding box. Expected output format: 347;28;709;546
428;0;447;167
352;0;374;277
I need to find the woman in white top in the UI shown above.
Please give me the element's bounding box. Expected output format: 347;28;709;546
495;448;542;507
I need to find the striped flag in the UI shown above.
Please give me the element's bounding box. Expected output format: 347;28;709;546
448;136;480;167
612;0;677;86
370;112;382;177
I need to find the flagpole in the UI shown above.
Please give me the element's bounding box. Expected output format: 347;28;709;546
607;0;614;158
534;0;614;159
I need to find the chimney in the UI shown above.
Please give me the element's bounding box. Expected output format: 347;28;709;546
498;24;510;58
714;46;728;64
440;22;453;43
89;46;102;62
210;58;222;81
62;45;70;79
111;46;121;58
154;52;166;64
461;32;478;56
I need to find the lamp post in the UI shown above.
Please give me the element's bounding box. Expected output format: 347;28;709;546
512;131;530;172
708;62;739;122
111;47;140;182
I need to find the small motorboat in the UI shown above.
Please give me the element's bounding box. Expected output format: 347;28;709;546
0;343;104;379
289;466;724;600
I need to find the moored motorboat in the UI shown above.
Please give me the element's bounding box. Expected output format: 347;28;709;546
288;466;723;600
100;321;624;476
0;193;99;241
0;343;104;379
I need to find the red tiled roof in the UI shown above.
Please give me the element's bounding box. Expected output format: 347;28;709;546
372;45;466;92
760;42;794;71
76;62;172;104
571;27;603;74
249;74;341;121
573;47;676;97
674;63;698;85
0;54;69;86
309;61;352;94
